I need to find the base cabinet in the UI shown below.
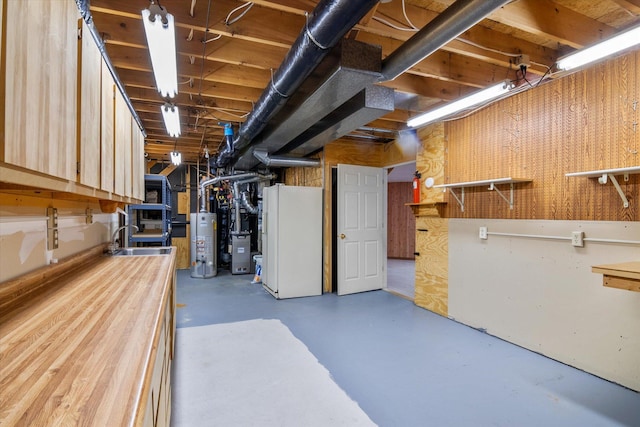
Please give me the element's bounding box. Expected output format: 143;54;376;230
143;276;175;427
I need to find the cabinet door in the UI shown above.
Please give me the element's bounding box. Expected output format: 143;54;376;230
132;120;145;201
79;20;102;189
3;0;78;180
101;60;115;193
114;90;132;197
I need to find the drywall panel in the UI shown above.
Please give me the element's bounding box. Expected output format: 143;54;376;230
448;218;640;391
0;205;113;282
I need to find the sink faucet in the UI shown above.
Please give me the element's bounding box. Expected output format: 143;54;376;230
109;225;139;254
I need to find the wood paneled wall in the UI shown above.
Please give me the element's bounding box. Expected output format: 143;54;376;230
387;182;415;259
445;50;639;221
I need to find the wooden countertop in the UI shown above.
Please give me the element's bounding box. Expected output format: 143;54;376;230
592;261;640;292
0;247;176;426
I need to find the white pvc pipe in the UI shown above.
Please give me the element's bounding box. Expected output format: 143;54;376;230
486;231;639;245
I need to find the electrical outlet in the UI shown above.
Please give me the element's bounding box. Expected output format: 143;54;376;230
479;226;488;240
571;231;584;247
47;228;59;250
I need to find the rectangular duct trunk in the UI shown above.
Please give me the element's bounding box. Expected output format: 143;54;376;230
234;39;384;170
280;85;395;157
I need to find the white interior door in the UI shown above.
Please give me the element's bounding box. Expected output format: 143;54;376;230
337;164;387;296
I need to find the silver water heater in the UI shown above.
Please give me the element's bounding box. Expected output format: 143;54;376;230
190;213;217;278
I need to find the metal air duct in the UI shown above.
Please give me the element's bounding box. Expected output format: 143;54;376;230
253;151;321;168
199;172;274;212
380;0;511;81
216;0;380;168
280;85;394;157
234;39;384;170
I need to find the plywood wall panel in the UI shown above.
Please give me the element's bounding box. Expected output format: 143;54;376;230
416;123;446;204
387;182;415;259
445;50;639;221
283;159;323;187
413;216;448;316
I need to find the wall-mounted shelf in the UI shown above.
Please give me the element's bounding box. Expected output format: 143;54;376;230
433;178;532;212
592;261;640;292
566;166;640;208
404;202;447;207
404;201;447;217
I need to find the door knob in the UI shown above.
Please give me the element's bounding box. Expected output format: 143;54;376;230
340;233;346;239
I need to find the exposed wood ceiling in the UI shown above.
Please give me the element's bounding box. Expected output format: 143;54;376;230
89;0;639;165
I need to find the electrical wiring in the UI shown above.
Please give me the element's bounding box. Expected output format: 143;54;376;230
372;15;418;32
457;37;521;57
211;108;250;119
372;0;419;32
434;73;551;124
402;0;419;30
225;2;254;25
197;0;213;103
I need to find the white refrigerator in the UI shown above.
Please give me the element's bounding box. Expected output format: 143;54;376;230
261;184;323;299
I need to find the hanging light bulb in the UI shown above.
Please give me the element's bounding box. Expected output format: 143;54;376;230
142;2;178;98
161;103;181;137
170;151;182;166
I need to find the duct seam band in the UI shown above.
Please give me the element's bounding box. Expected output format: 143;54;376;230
305;12;329;50
270;69;289;98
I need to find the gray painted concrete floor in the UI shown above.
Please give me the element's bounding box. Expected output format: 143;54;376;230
386;258;415;300
172;269;640;427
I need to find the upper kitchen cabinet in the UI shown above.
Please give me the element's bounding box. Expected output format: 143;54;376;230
2;0;78;181
79;19;102;189
115;89;132;198
0;0;145;205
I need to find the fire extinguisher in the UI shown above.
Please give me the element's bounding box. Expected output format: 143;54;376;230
413;171;422;203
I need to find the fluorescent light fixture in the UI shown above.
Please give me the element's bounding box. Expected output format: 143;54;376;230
142;4;178;98
407;80;514;128
161;103;181;137
171;151;182;166
556;24;640;71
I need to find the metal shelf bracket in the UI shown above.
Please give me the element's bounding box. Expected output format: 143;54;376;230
566;167;638;209
448;187;465;212
599;173;629;208
488;182;515;209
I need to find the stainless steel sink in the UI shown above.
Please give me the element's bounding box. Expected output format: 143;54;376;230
112;247;172;256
